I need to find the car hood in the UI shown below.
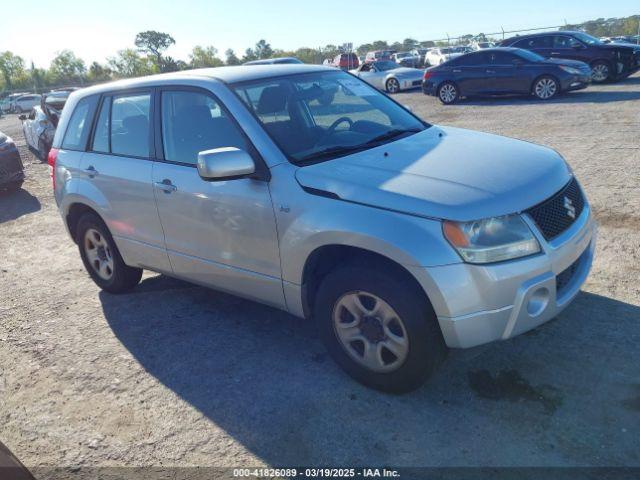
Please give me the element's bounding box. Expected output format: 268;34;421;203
295;126;572;221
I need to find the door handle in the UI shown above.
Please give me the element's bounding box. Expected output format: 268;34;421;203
551;52;561;55
452;69;461;73
486;69;496;74
154;179;177;193
84;166;98;177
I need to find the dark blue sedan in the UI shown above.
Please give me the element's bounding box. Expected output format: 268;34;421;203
422;47;592;104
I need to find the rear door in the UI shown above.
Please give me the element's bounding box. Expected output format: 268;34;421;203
514;35;553;59
151;86;284;308
488;51;527;93
81;90;172;272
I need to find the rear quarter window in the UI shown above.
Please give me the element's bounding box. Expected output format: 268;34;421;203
61;95;99;150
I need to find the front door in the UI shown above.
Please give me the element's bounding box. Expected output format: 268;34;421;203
151;87;284;308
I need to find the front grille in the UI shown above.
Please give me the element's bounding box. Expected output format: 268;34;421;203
556;252;584;295
412;80;422;86
525;177;584;240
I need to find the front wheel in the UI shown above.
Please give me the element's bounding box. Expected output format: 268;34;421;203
385;78;400;94
315;264;447;393
533;76;559;100
437;82;459;104
76;213;142;293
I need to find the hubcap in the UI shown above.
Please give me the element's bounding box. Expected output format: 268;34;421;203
388;79;399;93
332;291;409;373
439;84;457;103
592;64;609;82
84;228;114;280
535;78;557;99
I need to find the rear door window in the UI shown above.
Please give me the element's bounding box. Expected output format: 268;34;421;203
110;93;151;158
61;95;99;150
553;36;582;49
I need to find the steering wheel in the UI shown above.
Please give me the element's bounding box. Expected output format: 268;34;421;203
320;117;354;142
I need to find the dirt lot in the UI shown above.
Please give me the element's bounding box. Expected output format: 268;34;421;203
1;75;639;473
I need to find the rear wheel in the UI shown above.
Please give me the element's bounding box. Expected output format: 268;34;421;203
437;82;459;104
591;60;611;83
76;213;142;293
533;76;559;100
315;264;447;393
386;78;400;94
37;138;49;162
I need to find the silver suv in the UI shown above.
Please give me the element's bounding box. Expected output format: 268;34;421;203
51;65;596;392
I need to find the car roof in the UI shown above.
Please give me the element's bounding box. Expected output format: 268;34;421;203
506;30;583;41
243;57;301;65
72;64;331;97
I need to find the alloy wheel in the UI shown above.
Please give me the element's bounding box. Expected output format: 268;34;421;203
534;78;557;99
439;84;457;103
592;64;609;82
332;291;409;373
387;78;400;93
84;228;115;280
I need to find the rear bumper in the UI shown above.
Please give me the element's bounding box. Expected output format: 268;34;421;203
409;204;596;348
0;145;24;185
422;80;437;95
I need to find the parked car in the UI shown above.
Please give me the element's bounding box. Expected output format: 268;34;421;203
331;52;359;70
244;57;303;65
0;131;24;192
425;47;465;66
13;94;42;113
365;50;396;63
410;48;429;66
51;64;596;392
392;51;419;68
471;41;496;50
350;60;425;93
423;48;591;104
500;31;640;83
1;93;28;113
20;90;70;160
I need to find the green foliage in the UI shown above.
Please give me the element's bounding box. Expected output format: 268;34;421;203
225;49;241;66
107;49;155;78
189;46;224;68
564;16;640;37
0;51;25;90
255;39;273;59
50;50;86;84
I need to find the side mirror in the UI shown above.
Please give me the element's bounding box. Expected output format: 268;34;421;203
18;114;26;121
197;147;255;180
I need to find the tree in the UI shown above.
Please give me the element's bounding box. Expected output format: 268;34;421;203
189;46;223;68
402;38;419;50
29;61;45;90
134;30;175;71
225;49;241;66
50;50;86;85
242;48;257;63
0;51;25;90
108;49;155;78
87;61;112;82
254;39;273;59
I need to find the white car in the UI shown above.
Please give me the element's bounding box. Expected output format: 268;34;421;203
425;47;465;66
13;94;42;113
350;61;424;93
471;41;496;50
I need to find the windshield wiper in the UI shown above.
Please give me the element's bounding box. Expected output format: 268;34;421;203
364;128;422;146
296;144;369;165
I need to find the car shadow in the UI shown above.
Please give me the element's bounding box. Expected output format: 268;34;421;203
456;89;640;106
100;275;640;466
0;187;41;224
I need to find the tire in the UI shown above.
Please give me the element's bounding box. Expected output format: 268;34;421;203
532;75;559;100
590;60;611;83
76;212;142;293
37;138;49;162
0;181;23;194
437;82;459;105
385;78;400;94
315;264;447;393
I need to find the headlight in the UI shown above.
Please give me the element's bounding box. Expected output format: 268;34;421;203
559;65;582;75
443;214;540;264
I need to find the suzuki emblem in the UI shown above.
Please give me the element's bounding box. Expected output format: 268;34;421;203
564;196;576;219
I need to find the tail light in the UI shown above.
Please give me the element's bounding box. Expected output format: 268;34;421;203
423;71;433;81
47;147;59;189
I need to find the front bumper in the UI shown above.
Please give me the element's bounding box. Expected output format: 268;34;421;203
561;74;592;92
410;203;596;348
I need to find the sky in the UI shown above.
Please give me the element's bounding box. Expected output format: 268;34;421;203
1;0;638;68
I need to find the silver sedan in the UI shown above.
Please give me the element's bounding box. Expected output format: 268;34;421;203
349;61;424;93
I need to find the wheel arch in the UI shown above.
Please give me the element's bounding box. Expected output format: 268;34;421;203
65;202;105;244
300;244;434;321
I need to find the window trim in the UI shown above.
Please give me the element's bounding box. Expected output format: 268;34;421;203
154;84;270;181
86;87;155;161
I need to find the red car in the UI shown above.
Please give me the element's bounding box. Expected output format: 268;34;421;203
332;53;359;70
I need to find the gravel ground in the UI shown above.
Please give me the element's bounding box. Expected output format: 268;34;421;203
1;75;639;474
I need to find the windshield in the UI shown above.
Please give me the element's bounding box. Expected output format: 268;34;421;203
515;49;545;62
571;32;602;45
233;70;427;165
374;61;399;71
